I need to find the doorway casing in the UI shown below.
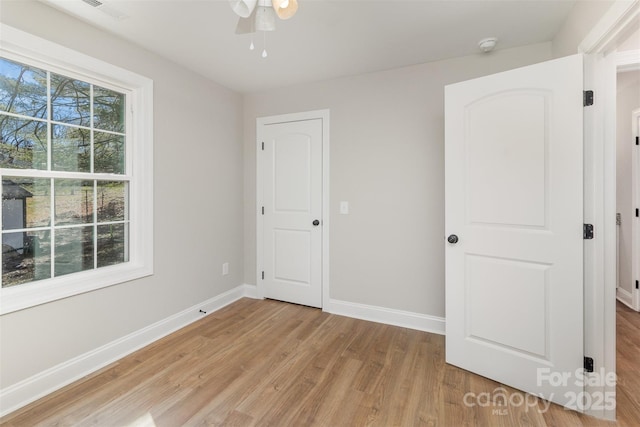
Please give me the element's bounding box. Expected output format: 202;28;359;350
580;0;640;420
634;106;640;311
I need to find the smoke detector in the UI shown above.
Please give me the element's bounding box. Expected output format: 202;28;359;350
478;37;498;53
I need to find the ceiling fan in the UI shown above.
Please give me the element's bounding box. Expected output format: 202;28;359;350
230;0;298;57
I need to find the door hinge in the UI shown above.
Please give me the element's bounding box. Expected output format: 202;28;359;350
262;206;264;215
261;271;264;280
583;224;594;239
584;356;594;373
636;136;639;146
583;90;594;107
636;280;639;289
262;142;264;151
636;208;639;218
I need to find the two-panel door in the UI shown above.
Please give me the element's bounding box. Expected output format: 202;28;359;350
445;54;584;408
260;119;323;308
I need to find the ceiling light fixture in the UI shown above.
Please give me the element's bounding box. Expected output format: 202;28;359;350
230;0;298;58
272;0;298;20
255;1;276;32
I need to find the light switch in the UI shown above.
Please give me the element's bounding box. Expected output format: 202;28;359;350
340;201;349;215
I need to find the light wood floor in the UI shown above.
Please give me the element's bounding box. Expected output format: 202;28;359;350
2;298;639;426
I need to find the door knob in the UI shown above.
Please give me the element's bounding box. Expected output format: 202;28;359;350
447;234;459;244
313;219;320;226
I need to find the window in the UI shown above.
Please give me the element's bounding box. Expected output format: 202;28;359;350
0;24;153;314
1;56;129;287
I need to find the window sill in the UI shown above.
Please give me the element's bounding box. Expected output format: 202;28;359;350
0;263;153;314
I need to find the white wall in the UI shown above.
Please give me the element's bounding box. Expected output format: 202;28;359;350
243;43;553;317
619;28;640;51
552;0;615;57
616;70;640;295
0;1;244;388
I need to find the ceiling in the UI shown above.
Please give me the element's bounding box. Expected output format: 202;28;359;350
42;0;578;93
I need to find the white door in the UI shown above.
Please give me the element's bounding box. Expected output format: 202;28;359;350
259;118;323;308
445;54;584;408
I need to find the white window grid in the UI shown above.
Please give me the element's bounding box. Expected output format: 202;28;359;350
0;58;133;285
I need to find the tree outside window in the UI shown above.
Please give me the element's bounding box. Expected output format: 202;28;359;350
0;56;129;288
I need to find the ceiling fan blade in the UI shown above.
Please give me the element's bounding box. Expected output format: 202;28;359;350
229;0;257;18
235;8;257;34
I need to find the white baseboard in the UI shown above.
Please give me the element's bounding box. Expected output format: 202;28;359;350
616;287;636;310
242;283;261;299
325;298;445;335
0;284;258;418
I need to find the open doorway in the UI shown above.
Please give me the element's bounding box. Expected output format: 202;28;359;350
614;27;640;421
615;63;640;311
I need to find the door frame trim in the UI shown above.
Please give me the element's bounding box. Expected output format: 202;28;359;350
580;0;640;420
633;107;640;311
255;109;331;308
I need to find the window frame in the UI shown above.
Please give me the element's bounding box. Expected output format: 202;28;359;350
0;24;153;315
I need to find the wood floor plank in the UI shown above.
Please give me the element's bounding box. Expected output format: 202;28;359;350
1;298;638;426
614;303;640;427
183;306;333;425
237;316;362;425
298;356;364;426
